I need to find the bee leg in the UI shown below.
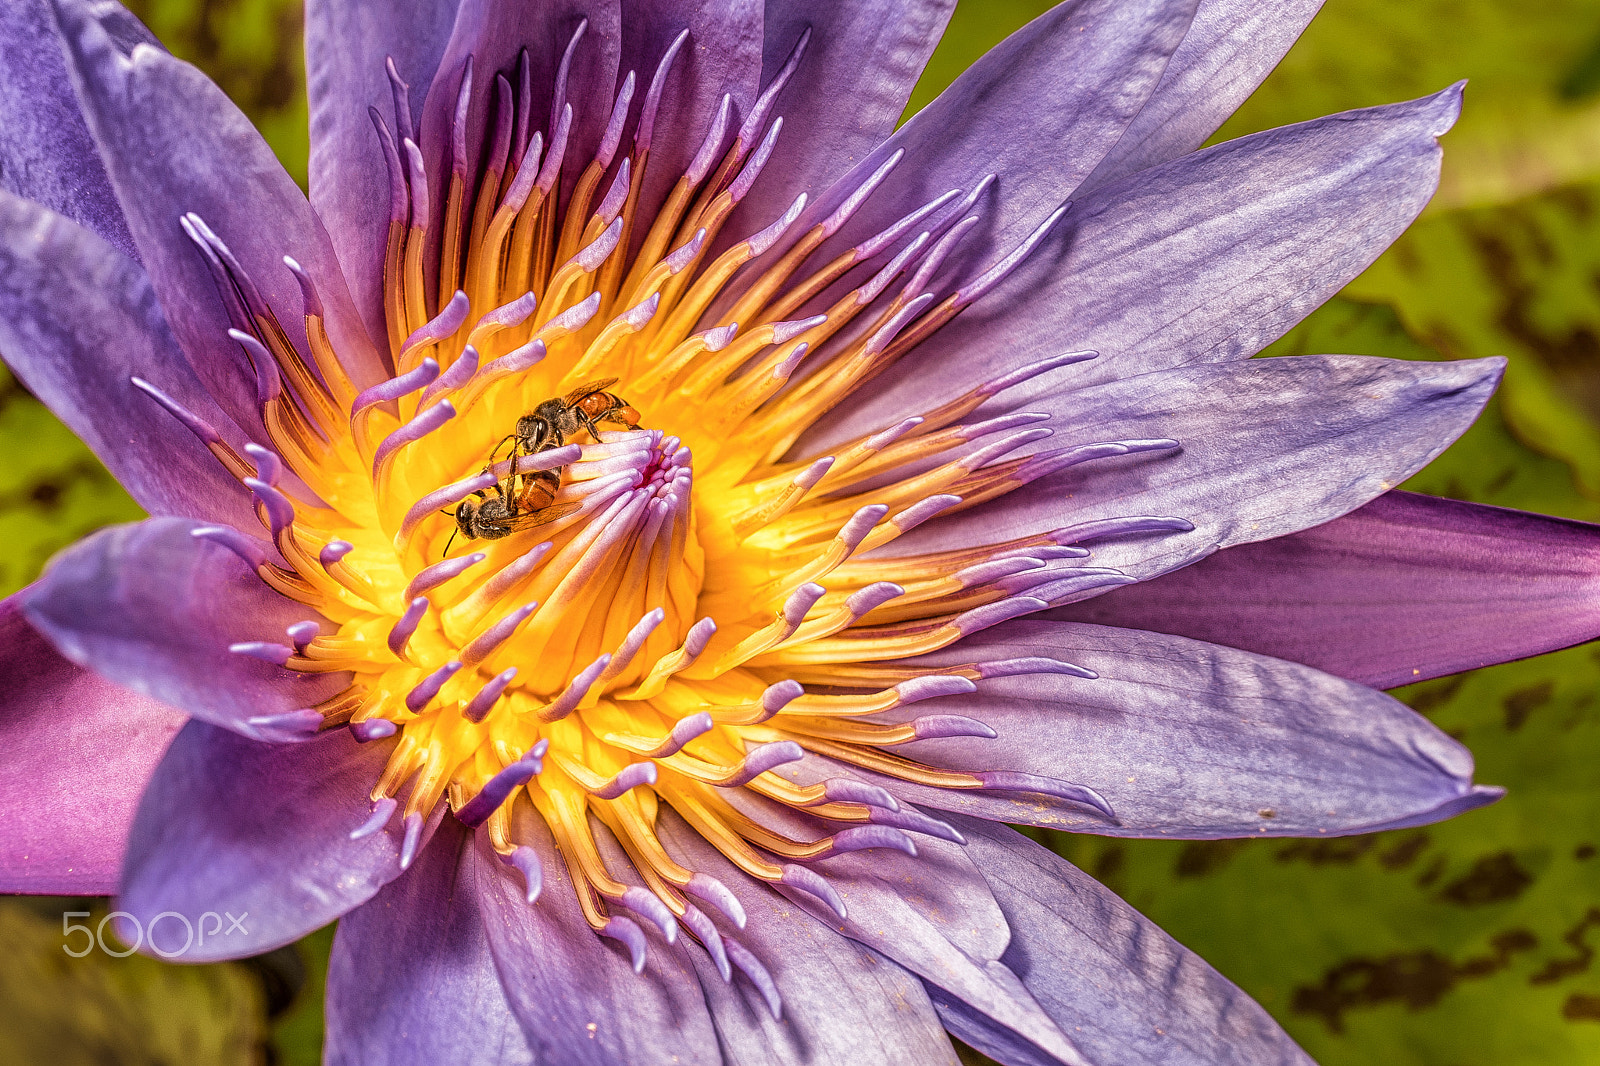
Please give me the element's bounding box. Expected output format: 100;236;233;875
486;433;519;468
578;411;607;441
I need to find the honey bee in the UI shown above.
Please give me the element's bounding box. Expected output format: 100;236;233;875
491;378;641;468
443;466;575;555
446;380;638;556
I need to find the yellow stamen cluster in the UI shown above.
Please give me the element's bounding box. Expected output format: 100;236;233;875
169;29;1125;944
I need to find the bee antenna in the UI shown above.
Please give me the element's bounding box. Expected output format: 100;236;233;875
443;527;460;558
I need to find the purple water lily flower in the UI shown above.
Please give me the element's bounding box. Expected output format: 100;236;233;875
3;0;1599;1062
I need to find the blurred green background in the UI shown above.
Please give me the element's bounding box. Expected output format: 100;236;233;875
4;0;1600;1062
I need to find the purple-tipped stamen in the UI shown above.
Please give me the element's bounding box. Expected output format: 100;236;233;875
243;477;296;535
227;329;284;406
639;712;714;758
725;938;782;1019
974;657;1098;680
399;291;471;359
867;805;966;845
537;653;610;722
680;905;731;981
974;771;1116;819
244;442;284;485
587;762;657;800
245;708;324;740
1052;515;1196;544
621;886;678;944
503;846;543;903
285;620;320;653
456;744;547;828
191;525;270;569
907;715;998;741
817;779;899;811
405;660;464;713
827;825;917;857
350;718;398;743
351;357;439;416
387;596;430;659
131;377;225;446
685;872;746;929
461;601;538;665
372;399;455;478
351;797;398;840
600;916;648;973
719;741;806;788
889;494;961;533
419;345;479;405
404;553;485;601
462;667;518;724
951;596;1050;636
894;675;979;704
780;864;846;921
230;641;293;665
399;811;424;869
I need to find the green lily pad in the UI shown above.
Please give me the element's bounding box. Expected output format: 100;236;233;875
0;370;143;598
1346;185;1600;500
0;898;269;1065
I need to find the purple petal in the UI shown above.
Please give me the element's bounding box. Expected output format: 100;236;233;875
0;591;185;894
939;814;1315;1066
872;620;1501;837
711;786;1087;1064
52;0;385;439
821;87;1463;445
0;0;147;261
1081;0;1325;189
23;518;347;742
119;721;431;960
326;818;536;1066
470;799;720;1062
734;1;955;237
653;809;964;1064
779;0;1196;293
1058;490;1600;690
0;191;256;527
893;355;1503;588
305;0;462;342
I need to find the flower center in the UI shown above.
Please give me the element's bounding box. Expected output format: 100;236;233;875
138;23;1189;985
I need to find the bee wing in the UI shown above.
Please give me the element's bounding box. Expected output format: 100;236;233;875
526;502;581;526
562;377;618;403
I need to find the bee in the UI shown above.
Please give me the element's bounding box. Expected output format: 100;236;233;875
443;466;575;555
446;380;638;556
490;378;641;468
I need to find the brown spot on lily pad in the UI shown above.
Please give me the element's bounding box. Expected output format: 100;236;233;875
1293;930;1537;1033
1174;840;1251;878
1564;994;1600;1021
1503;681;1555;731
1379;832;1430;870
1532;909;1600;985
1439;852;1534;906
1276;836;1377;866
